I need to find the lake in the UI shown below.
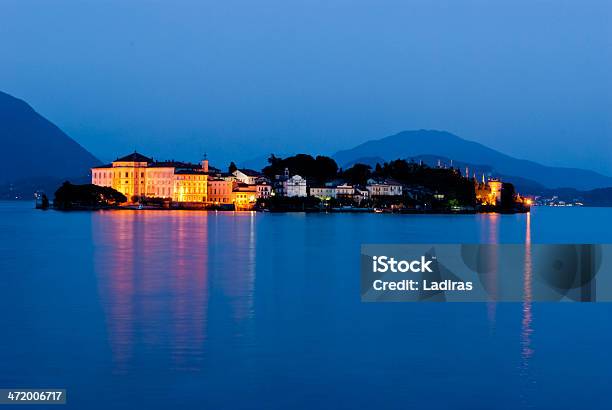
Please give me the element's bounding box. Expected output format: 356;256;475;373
0;201;611;409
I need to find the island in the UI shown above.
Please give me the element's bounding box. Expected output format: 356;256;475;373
48;151;530;214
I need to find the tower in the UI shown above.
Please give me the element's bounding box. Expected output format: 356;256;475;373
201;153;209;172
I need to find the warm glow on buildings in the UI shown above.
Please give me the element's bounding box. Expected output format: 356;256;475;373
232;183;258;210
174;170;208;203
92;152;210;203
488;179;502;204
207;178;233;205
475;177;503;205
92;152;279;209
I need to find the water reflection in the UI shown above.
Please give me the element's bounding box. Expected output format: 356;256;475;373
214;211;256;322
168;212;209;370
92;210;259;374
94;212;135;372
479;213;500;326
520;212;535;406
521;212;534;362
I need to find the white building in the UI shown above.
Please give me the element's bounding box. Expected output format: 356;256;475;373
273;168;308;197
354;188;370;204
284;175;307;197
310;187;337;199
256;180;272;198
366;179;403;196
233;169;262;185
336;183;355;197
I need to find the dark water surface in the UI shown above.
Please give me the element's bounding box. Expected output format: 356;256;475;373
0;201;610;409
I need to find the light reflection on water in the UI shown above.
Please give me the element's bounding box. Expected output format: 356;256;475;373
480;213;500;327
520;212;536;407
92;211;259;373
2;203;612;409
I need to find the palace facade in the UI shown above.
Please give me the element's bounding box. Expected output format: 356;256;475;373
91;152;277;208
92;152;211;203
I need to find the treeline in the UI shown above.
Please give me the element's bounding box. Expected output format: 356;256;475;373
262;154;338;185
54;182;127;209
262;154;478;205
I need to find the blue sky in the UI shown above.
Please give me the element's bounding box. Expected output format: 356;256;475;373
1;0;611;173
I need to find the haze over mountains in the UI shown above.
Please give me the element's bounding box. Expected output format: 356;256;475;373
0;91;100;197
334;130;612;191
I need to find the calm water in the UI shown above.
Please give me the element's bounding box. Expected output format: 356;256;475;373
0;201;611;409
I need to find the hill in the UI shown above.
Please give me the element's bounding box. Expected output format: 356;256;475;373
334;130;612;191
0;91;100;198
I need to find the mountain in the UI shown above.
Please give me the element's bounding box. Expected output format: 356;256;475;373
334;130;612;191
0;91;100;198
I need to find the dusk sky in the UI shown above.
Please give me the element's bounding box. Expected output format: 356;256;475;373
1;0;611;173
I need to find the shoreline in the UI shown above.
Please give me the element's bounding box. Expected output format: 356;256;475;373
42;204;531;215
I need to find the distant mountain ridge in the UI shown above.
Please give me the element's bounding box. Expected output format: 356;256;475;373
0;91;100;198
333;130;612;191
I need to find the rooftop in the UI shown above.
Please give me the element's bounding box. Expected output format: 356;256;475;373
150;161;200;169
115;152;153;163
237;168;262;177
175;169;207;175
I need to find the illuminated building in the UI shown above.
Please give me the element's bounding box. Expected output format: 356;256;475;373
174;170;208;203
336;183;355;198
366;179;403;196
475;176;503;205
232;183;257;209
92;152;211;203
309;187;337;200
488;178;502;204
273;168;307;197
207;178;233;205
256;179;272;198
92;152;151;200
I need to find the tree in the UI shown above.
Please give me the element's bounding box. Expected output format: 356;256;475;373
262;154;338;184
501;182;516;210
54;181;127;209
369;159;476;206
228;162;237;173
314;155;338;182
341;163;371;186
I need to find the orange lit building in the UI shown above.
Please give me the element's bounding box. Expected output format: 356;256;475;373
488;178;502;204
232;183;257;210
92;152;150;200
92;152;212;203
207;178;233;205
174;170;208;203
475;176;503;205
